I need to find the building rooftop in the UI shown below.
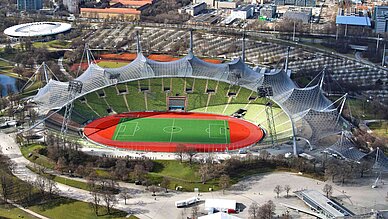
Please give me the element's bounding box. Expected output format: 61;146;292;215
80;7;141;14
181;2;206;10
234;4;254;11
297;190;352;218
336;15;371;26
110;0;153;6
4;22;71;37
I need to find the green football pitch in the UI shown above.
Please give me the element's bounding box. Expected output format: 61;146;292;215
112;118;231;144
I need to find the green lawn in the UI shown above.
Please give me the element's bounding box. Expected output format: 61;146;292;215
20;144;56;169
97;61;128;68
149;160;220;192
113;117;230;144
28;198;128;219
368;121;388;138
32;40;71;49
0;204;38;219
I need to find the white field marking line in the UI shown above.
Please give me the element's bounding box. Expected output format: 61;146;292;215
208;123;226;139
169;119;176;143
113;122;124;140
223;120;228;144
120;122;139;137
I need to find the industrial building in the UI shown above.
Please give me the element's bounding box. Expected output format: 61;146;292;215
79;8;142;20
178;2;207;16
231;5;254;19
260;4;276;18
274;0;315;7
373;6;388;33
63;0;78;13
295;190;353;218
17;0;42;11
110;0;154;8
193;0;240;9
283;7;312;23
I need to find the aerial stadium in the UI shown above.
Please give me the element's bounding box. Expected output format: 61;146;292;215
4;22;71;38
31;32;348;154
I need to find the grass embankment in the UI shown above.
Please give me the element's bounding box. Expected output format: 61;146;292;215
0;154;130;219
21;144;56;169
148;160;220;192
0;204;38;219
368;121;388;138
28;197;128;219
25;40;71;50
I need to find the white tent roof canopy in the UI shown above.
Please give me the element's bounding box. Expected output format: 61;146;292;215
199;212;242;219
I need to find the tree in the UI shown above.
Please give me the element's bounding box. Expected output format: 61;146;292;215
258;200;276;219
149;185;160;196
46;176;59;198
259;150;270;160
0;175;11;203
219;174;230;194
55;156;67;174
132;164;146;181
101;189;118;215
274;185;283;198
248;202;259;219
191;205;199;219
175;144;187;163
34;175;46;196
160;177;170;193
284;185;291;198
199;164;210;184
322;184;333;198
185;146;197;165
119;190;131;205
88;178;100;216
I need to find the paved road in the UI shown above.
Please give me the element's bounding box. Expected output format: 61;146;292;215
1;133;387;218
58;57;73;80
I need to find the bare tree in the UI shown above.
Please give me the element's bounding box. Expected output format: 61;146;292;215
274;185;283;198
219;174;231;195
284;185;291;198
258;200;276;219
132;164;146;181
248;202;259;219
149;185;160;196
185;146;197;165
101;190;118;215
46;176;59;198
0;175;11;203
322;184;333;198
119;190;131;205
34;175;46;196
55;156;67;174
259;150;270;160
175;144;187;163
191;205;199;219
199;164;210;184
88;178;100;216
160;177;170;193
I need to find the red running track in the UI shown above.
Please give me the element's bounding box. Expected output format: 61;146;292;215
83;112;264;152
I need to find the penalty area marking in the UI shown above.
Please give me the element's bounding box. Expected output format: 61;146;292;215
206;122;228;142
114;122;140;140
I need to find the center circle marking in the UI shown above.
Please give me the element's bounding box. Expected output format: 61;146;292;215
163;126;183;134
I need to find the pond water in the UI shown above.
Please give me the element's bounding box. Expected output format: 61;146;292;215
0;74;18;97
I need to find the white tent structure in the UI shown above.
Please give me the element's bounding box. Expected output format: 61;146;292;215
199;212;242;219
